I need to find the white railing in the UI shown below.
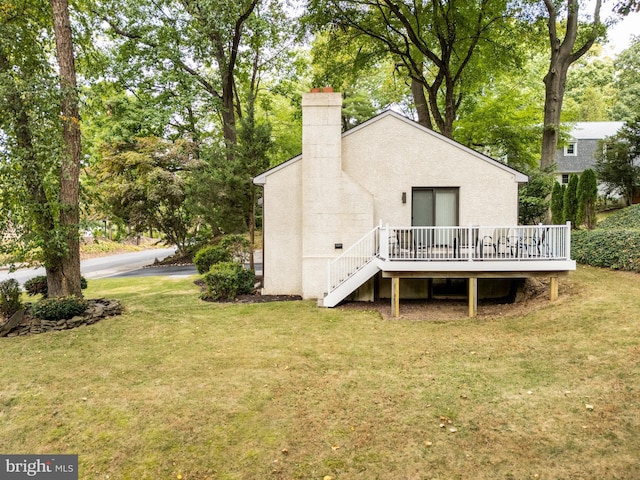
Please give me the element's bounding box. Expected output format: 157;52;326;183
380;223;571;262
326;222;572;297
327;226;380;291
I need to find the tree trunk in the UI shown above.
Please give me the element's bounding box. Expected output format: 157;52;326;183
50;0;82;297
410;78;432;129
541;58;569;170
248;189;256;273
539;0;602;170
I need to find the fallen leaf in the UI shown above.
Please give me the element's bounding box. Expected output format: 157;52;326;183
331;444;340;451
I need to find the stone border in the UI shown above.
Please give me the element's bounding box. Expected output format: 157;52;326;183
0;298;123;337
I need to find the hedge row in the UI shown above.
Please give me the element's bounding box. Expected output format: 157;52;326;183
572;229;640;272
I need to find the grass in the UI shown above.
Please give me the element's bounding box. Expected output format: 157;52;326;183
1;266;640;479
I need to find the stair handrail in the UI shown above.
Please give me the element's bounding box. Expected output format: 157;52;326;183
327;226;381;293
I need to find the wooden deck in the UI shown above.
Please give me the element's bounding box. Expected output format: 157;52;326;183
324;223;576;317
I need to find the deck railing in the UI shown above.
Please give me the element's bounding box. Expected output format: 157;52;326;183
327;223;572;296
381;223;571;262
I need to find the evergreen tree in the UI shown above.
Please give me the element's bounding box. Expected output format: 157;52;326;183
563;174;579;228
576;169;598;229
551;181;565;224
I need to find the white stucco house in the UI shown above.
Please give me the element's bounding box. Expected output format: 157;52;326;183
254;90;575;317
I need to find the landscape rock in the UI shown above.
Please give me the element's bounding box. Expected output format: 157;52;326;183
0;298;123;337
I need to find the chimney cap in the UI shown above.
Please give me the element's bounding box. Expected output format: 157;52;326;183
309;86;335;93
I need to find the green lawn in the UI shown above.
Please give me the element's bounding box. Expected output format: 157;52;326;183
1;266;639;479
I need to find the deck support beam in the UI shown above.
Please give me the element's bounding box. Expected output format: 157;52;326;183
391;276;400;318
468;277;478;318
550;276;559;302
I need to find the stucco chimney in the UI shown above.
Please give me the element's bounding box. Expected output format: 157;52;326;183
302;89;343;176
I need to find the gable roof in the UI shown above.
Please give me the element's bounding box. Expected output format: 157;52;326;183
569;122;624;140
254;110;528;185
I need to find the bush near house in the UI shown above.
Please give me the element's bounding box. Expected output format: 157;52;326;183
572;205;640;272
201;261;255;301
193;234;251;274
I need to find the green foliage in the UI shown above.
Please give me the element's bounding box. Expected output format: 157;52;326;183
23;276;49;297
24;275;88;298
613;37;640;122
194;245;232;275
0;279;23;319
595;117;640;203
0;0;66;268
95;137;198;254
572;230;640;272
194;234;251;274
306;0;517;137
518;170;554;224
217;234;252;263
563;174;579;228
201;262;255;301
31;296;89;320
598;205;640;230
551;182;565;224
564;55;616;122
576;169;598;229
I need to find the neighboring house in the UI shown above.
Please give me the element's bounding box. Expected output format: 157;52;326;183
254;90;575;317
555;121;624;185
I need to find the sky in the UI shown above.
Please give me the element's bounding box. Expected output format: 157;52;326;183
605;10;640;53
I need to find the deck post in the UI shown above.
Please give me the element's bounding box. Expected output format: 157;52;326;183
379;224;389;259
391;276;400;318
550;276;559;302
468;277;478;318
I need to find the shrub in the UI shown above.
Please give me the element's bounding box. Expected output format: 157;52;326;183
217;234;251;263
0;279;23;319
572;229;640;272
201;262;255;301
31;296;89;320
563;174;579;227
194;245;232;274
194;234;252;274
24;276;48;297
24;275;88;298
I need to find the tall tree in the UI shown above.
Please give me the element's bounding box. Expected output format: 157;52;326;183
306;0;514;137
538;0;604;170
563;173;579;227
49;0;82;297
550;181;565;223
96;0;262;155
576;168;597;229
0;0;82;297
